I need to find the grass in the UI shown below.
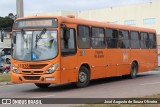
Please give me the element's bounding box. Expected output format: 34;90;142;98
73;94;160;107
0;74;11;82
146;94;160;98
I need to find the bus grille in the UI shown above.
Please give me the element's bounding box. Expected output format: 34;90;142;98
22;71;44;74
26;64;48;69
23;76;40;80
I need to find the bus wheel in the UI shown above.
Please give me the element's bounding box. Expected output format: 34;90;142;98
35;83;50;88
130;62;138;79
73;66;90;88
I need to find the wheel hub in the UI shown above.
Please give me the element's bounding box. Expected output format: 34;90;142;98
79;72;87;83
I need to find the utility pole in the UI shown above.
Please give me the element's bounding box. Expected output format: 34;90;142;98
16;0;24;18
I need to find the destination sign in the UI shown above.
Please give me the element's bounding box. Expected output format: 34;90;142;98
13;18;58;29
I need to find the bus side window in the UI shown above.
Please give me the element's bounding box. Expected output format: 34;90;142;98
118;30;130;49
61;28;76;56
91;27;105;48
130;31;140;49
140;32;149;49
105;28;118;48
78;25;91;49
149;33;157;49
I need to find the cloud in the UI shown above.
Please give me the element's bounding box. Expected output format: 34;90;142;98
0;0;16;17
0;0;160;17
24;0;160;12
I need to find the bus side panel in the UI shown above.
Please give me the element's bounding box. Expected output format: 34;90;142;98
106;49;119;77
131;50;142;72
140;50;151;72
131;50;149;73
89;50;106;79
61;56;78;84
77;49;91;69
154;48;158;68
118;49;131;76
108;49;131;76
149;49;158;70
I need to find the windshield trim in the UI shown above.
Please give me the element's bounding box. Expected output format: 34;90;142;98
11;30;59;62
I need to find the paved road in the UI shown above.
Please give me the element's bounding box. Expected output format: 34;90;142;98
0;70;160;106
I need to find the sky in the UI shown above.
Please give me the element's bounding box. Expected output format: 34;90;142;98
0;0;160;17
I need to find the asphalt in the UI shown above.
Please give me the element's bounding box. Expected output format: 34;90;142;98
0;70;160;107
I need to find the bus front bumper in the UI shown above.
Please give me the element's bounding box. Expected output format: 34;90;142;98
11;71;61;84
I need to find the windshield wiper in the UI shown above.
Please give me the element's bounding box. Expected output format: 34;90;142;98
21;29;28;49
21;29;26;41
35;28;47;48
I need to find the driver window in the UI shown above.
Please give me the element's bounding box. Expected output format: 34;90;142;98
61;28;76;56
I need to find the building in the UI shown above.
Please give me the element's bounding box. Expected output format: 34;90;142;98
28;1;160;43
29;10;78;18
26;1;160;65
78;1;160;42
0;31;11;49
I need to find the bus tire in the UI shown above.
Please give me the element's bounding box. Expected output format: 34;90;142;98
35;83;50;88
73;66;90;88
130;62;138;79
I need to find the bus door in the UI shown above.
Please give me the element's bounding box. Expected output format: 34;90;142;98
60;24;78;84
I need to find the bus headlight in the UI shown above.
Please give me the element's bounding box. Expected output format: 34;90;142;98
45;64;59;74
12;65;20;74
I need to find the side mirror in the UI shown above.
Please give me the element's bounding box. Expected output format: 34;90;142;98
1;30;4;42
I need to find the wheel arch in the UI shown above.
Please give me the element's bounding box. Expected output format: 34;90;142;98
73;63;91;88
79;63;91;76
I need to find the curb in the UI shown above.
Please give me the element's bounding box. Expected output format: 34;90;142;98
0;82;15;86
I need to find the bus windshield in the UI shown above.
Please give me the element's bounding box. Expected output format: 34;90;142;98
12;30;58;61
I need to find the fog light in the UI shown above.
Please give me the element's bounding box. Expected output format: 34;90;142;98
46;77;55;81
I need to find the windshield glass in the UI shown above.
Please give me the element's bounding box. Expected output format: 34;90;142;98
12;30;58;61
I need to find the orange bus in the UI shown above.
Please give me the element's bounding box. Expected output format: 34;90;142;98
10;16;158;88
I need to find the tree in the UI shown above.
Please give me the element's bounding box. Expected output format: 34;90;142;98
8;13;15;20
0;15;14;31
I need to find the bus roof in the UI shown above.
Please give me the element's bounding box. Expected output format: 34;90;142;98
61;17;156;33
16;16;156;33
